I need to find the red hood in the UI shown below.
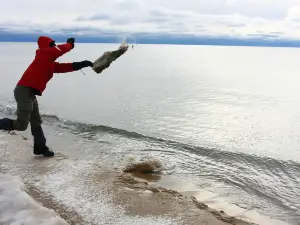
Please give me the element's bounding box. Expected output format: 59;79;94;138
37;36;54;48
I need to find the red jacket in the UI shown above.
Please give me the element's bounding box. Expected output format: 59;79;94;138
17;36;74;95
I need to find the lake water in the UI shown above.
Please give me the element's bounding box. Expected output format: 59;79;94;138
0;42;299;224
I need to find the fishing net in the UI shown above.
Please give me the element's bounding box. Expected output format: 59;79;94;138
92;41;129;74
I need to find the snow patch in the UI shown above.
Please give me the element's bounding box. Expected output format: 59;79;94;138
0;173;68;225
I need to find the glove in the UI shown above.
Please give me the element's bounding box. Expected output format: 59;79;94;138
72;60;93;71
82;60;93;67
49;41;56;48
67;38;75;48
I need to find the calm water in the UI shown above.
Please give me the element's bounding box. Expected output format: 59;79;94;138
0;42;300;224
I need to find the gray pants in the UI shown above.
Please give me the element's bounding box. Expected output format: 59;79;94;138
13;85;42;131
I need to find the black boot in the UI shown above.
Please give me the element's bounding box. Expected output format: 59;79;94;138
31;126;54;157
0;118;14;131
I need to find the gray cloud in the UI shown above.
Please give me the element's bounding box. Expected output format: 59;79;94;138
1;0;300;39
114;0;141;9
76;14;111;21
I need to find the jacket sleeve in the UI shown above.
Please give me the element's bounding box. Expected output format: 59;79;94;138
49;43;73;60
54;62;74;73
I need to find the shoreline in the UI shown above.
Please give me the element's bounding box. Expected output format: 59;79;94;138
0;131;290;225
3;170;255;225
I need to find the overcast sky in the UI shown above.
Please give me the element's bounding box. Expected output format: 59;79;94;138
1;0;300;40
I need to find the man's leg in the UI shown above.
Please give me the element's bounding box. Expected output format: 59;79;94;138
0;85;32;131
30;96;54;157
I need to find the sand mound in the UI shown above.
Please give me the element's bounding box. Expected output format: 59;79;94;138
123;157;163;173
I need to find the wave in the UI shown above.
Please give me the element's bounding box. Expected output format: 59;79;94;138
1;103;299;169
57;118;300;168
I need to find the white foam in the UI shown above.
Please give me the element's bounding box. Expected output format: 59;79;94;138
0;173;68;225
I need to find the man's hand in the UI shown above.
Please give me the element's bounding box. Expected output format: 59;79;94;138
81;60;93;67
67;38;75;48
72;60;94;71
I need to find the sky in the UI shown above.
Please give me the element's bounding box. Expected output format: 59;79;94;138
1;0;300;45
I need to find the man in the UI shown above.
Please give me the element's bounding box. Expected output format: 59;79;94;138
0;36;93;157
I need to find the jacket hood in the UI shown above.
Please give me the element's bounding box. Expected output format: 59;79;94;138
37;36;54;48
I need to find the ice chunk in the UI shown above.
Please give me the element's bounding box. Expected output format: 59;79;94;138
0;173;68;225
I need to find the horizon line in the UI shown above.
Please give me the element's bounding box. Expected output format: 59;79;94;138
1;40;300;48
1;31;300;48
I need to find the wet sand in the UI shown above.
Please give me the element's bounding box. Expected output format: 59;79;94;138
111;173;255;225
26;168;255;225
0;131;284;225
